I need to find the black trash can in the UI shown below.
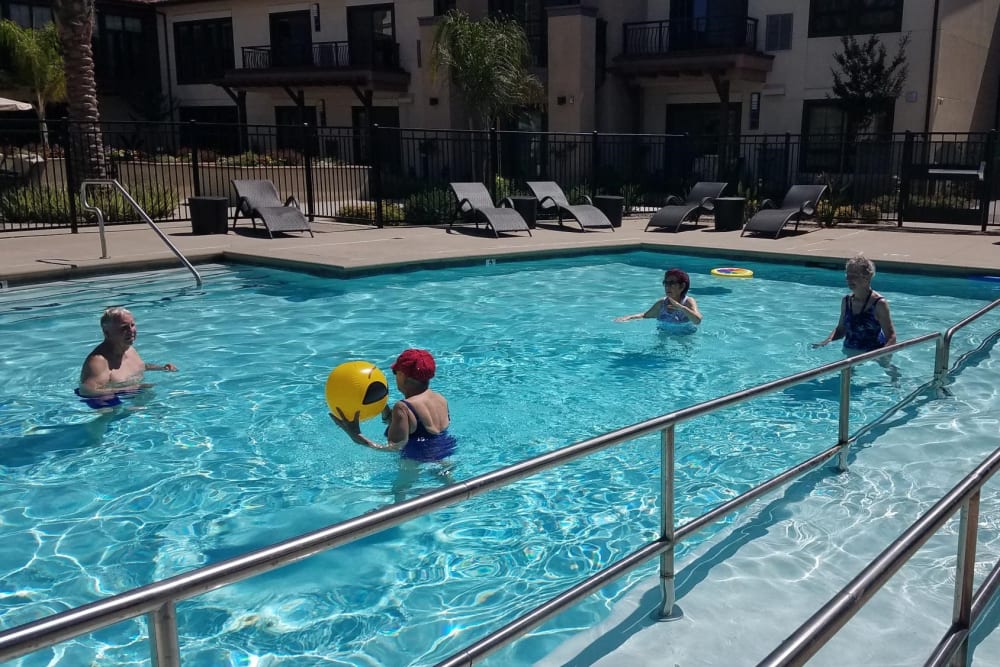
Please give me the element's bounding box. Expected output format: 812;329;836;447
189;196;229;235
594;195;625;228
713;197;746;231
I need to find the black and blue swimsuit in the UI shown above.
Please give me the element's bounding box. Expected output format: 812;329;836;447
388;399;457;462
842;291;887;352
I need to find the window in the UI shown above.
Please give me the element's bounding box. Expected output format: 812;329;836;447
95;13;148;86
6;3;51;28
173;18;234;85
433;0;456;15
347;4;398;67
801;99;894;171
809;0;903;38
489;0;547;66
765;13;792;51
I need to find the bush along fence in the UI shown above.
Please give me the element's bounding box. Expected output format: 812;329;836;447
0;118;997;232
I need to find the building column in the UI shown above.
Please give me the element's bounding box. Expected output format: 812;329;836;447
546;5;597;132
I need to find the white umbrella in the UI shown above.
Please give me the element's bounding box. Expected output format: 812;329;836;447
0;97;33;111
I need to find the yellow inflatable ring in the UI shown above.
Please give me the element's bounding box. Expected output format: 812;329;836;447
711;267;754;278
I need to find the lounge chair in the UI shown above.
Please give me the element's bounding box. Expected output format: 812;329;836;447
644;181;728;232
449;182;532;237
231;179;314;238
525;181;614;232
741;184;828;238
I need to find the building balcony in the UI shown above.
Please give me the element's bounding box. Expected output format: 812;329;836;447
220;39;410;91
615;16;772;82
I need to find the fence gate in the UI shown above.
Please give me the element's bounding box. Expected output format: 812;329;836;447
899;131;997;230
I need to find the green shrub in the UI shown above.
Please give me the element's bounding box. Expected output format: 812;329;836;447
0;186;73;226
565;185;591;205
858;204;880;224
620;183;641;214
404;188;453;225
337;201;406;225
0;186;177;226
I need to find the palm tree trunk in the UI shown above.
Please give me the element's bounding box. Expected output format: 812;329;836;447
53;0;106;180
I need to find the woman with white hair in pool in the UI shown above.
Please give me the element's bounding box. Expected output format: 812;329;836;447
813;254;897;353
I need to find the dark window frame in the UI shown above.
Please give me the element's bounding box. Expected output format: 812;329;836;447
808;0;903;38
764;13;792;51
173;17;235;85
95;11;151;88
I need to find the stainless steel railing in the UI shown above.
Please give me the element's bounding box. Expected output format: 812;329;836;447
0;332;941;666
80;179;202;286
758;446;1000;667
934;296;1000;385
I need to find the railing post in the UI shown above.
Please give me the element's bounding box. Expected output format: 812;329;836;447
657;424;682;621
148;601;180;667
979;129;996;231
488;126;499;202
934;336;950;388
783;132;792;194
949;493;980;667
302;122;316;221
189;120;201;197
63;118;79;233
591;130;600;199
837;366;852;471
898;130;914;227
370;123;383;228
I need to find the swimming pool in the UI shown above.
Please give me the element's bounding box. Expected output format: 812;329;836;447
1;251;999;665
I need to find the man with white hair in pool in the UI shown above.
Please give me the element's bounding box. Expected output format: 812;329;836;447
78;307;177;407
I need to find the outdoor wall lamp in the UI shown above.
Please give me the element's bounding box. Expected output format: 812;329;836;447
313;3;321;31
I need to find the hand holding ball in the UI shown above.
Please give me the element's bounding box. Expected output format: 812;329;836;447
325;361;389;422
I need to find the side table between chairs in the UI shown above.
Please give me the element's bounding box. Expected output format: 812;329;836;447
506;195;538;229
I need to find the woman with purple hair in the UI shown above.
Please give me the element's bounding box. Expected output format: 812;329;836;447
615;268;702;332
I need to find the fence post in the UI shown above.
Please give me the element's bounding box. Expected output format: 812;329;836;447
302;122;315;221
488;126;499;202
370;123;383;228
979;130;996;231
897;130;913;227
591;130;600;199
63;117;79;234
783;132;791;194
189;120;201;197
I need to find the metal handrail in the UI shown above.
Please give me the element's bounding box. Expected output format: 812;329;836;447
934;296;1000;385
758;446;1000;667
80;179;202;287
0;333;939;666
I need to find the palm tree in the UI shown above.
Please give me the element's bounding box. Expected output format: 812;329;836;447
52;0;106;179
0;20;66;147
430;11;543;131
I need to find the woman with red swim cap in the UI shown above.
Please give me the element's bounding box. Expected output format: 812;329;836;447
331;348;455;500
615;268;702;331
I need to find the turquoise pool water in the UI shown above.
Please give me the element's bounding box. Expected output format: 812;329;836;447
1;251;999;666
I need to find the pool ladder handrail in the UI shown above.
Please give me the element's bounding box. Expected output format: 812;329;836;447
934;296;1000;386
0;318;998;666
80;179;202;287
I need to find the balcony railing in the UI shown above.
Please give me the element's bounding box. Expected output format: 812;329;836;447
241;39;401;71
622;16;758;56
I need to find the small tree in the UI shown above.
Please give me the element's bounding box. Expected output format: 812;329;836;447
430;11;543;131
830;33;910;137
0;20;66;147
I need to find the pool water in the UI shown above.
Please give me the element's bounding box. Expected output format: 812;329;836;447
1;252;999;666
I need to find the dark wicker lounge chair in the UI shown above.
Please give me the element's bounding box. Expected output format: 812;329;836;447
644;182;728;232
449;183;532;237
231;179;314;238
741;184;828;238
525;181;614;232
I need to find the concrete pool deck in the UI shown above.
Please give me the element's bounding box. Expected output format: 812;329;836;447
3;215;1000;285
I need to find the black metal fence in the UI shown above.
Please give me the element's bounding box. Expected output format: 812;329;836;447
1;118;997;232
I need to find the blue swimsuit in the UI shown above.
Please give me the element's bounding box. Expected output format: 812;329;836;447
842;291;887;351
390;399;457;462
657;297;697;334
